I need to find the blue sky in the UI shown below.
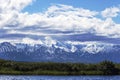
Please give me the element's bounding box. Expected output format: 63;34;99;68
0;0;120;44
23;0;120;13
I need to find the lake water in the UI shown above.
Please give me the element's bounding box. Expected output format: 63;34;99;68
0;75;120;80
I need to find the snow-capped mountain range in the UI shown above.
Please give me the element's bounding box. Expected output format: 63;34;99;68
0;39;120;63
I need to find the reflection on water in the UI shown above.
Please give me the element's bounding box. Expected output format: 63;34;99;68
0;75;119;80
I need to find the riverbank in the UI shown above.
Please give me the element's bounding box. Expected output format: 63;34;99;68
0;59;120;75
0;70;104;75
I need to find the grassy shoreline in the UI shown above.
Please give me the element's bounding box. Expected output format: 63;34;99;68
0;59;120;75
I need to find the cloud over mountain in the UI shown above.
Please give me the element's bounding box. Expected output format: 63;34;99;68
0;0;120;43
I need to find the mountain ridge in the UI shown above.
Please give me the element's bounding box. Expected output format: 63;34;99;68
0;41;120;63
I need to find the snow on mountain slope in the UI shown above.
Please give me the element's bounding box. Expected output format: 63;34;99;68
0;39;119;63
0;41;116;54
0;42;16;52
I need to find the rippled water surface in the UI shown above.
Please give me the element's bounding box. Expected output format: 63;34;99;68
0;75;120;80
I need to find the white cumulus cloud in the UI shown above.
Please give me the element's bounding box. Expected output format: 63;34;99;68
0;0;120;43
101;6;120;18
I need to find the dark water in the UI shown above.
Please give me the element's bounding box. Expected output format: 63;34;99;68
0;75;120;80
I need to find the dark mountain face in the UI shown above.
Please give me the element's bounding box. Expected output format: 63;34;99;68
0;41;120;63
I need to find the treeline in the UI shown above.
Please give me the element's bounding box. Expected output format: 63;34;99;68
0;59;120;75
